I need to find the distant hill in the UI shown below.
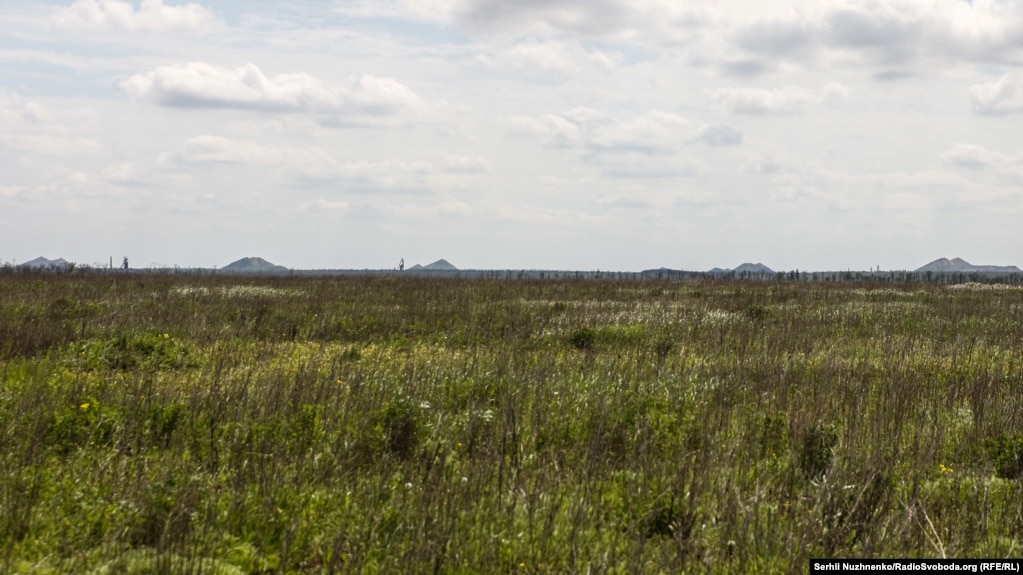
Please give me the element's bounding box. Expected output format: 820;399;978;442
707;263;775;274
643;267;675;274
733;262;774;274
221;257;288;273
409;259;458;271
915;257;1021;273
21;257;70;269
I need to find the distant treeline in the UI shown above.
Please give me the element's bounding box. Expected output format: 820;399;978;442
4;262;1023;284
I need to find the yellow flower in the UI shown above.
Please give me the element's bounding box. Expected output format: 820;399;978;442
80;403;89;410
163;333;170;339
939;464;954;474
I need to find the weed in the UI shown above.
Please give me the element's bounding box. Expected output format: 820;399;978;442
1;273;1022;572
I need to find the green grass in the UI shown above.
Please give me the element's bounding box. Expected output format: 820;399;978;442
1;273;1023;573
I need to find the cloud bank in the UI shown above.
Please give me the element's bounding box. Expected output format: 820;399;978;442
121;62;433;125
970;73;1023;115
706;83;848;115
54;0;220;32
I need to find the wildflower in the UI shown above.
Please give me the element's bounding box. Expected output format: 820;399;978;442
163;333;170;339
80;403;89;410
939;464;954;475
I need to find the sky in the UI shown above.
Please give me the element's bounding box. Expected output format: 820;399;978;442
2;0;1022;271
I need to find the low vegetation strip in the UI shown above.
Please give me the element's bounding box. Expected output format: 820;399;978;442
1;274;1022;573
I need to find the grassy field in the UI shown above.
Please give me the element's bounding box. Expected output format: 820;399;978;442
1;273;1022;573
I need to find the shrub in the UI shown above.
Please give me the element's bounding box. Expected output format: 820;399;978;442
146;402;186;450
799;423;839;480
569;327;596;351
756;414;788;460
986;433;1023;480
643;497;695;541
745;304;771;321
378;400;423;459
72;333;200;371
50;400;118;455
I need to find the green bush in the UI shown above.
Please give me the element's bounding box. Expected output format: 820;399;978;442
643;497;695;541
49;400;118;455
799;423;839;480
71;333;199;371
986;433;1023;480
745;303;771;321
377;400;423;459
569;327;596;351
756;414;788;461
146;403;186;450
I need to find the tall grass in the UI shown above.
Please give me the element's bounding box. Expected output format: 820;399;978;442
1;273;1022;573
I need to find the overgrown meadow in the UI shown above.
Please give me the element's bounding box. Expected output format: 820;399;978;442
2;273;1022;573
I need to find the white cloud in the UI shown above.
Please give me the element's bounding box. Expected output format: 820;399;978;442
121;62;434;125
159;135;489;192
332;0;465;23
439;154;492;173
503;37;616;74
783;167;1006;213
453;0;706;40
495;203;605;227
822;81;850;103
507;113;584;147
331;158;489;190
509;108;742;152
741;153;786;175
305;199;351;213
353;1;1023;79
0;185;28;199
390;199;474;219
941;143;1022;172
596;196;651;209
161;135;337;177
0;89;102;156
706;83;847;115
597;154;704;179
53;0;220;33
506;108;734;181
970;73;1023;115
589;111;693;152
706;86;814;115
101;162;136;184
0;167;135;215
0;47;139;73
696;124;743;147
